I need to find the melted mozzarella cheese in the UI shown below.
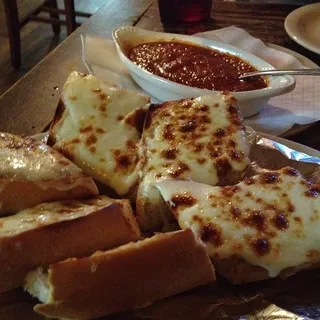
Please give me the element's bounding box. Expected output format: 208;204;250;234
0;196;114;237
51;71;150;195
156;167;320;277
0;132;84;181
137;94;250;229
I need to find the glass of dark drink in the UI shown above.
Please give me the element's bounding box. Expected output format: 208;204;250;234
158;0;212;23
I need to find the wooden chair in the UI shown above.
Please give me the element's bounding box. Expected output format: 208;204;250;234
2;0;91;68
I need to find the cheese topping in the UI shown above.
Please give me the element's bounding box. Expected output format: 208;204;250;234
138;94;250;226
156;167;320;277
0;196;115;237
51;71;150;195
0;132;84;181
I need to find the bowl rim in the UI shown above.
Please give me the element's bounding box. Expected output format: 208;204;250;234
112;26;296;100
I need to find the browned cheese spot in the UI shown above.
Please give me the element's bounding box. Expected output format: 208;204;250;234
283;167;299;176
230;206;241;219
161;148;178;160
169;162;190;178
273;213;289;230
80;125;93;134
89;146;96;153
293;216;302;224
126;140;137;152
199;104;209;112
117;115;124;121
99;93;107;100
155;173;163;179
0;222;3;228
215;157;232;179
227;105;242;126
85;134;97;146
197;158;207;165
91;88;101;93
194;143;204;153
210;150;221;159
170;192;197;211
200;223;222;247
304;186;320;197
69;95;77;101
96;128;106;134
213;103;219;108
192;215;204;223
250;238;270;256
200;115;211;124
99;104;107;112
71;138;81;144
245;211;266;231
260;172;281;184
180;120;196;132
221;186;239;198
163;124;174;140
230;150;244;161
287;202;295;213
99;158;106;163
214;128;225;137
228;139;237;148
245;191;253;198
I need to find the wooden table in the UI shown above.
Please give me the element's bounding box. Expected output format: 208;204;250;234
0;0;319;151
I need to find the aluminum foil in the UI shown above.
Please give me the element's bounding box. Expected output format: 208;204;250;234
1;133;319;320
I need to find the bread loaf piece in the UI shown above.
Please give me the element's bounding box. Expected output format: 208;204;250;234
136;94;250;232
0;132;98;216
25;229;215;320
156;167;320;283
0;196;141;293
49;71;150;196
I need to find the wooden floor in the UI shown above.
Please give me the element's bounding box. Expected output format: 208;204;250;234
0;0;106;96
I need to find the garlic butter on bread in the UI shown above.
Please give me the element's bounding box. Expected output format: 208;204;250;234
0;196;140;293
0;132;98;216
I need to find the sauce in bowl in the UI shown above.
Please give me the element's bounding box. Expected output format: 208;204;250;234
129;41;267;92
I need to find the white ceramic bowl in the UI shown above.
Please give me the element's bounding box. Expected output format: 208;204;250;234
112;26;296;118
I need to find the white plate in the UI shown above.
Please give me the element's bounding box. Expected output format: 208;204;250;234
267;43;319;69
285;3;320;55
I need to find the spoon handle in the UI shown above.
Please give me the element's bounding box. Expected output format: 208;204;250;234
239;68;320;79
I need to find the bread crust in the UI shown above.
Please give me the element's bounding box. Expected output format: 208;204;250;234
28;229;215;319
0;178;98;217
0;200;141;293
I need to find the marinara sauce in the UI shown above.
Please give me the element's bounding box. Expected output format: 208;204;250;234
129;41;267;92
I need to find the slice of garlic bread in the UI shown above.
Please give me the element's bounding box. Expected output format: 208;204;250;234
25;229;215;320
0;196;140;293
0;132;98;216
156;167;320;283
49;71;150;196
137;94;250;231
